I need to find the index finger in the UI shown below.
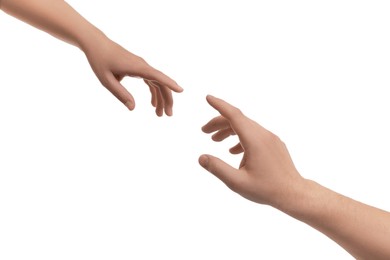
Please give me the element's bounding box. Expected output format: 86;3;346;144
205;95;266;146
143;67;184;93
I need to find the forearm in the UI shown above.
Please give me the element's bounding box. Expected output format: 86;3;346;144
278;180;390;259
0;0;105;51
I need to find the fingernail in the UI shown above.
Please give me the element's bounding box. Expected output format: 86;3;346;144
125;101;134;111
199;155;209;168
166;107;173;116
174;81;184;92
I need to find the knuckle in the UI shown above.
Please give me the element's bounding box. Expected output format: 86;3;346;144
264;130;279;142
271;133;281;142
229;107;244;118
234;107;243;115
137;57;147;65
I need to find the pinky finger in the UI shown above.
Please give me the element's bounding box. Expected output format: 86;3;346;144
230;143;244;154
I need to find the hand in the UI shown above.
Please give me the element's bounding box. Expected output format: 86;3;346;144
199;95;304;206
0;0;183;116
83;35;183;116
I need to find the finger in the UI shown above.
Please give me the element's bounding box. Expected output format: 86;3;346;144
153;84;164;117
202;116;231;134
152;81;174;116
230;143;244;154
144;80;157;107
206;95;247;126
143;67;183;93
199;154;243;192
115;74;125;81
239;153;247;169
148;81;164;116
105;73;135;110
206;95;264;146
211;128;236;142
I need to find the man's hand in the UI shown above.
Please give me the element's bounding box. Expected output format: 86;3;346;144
199;95;303;206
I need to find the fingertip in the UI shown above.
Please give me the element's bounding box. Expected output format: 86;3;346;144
199;155;209;168
229;146;238;154
206;95;220;109
149;68;183;93
165;103;173;116
175;85;184;93
229;145;243;154
156;109;163;117
202;127;214;134
211;134;222;142
201;124;215;134
206;94;216;102
125;101;135;111
166;109;173;116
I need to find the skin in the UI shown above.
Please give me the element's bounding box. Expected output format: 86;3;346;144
0;0;183;116
199;95;390;260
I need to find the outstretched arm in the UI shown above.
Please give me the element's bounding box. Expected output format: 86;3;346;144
0;0;183;115
199;95;390;260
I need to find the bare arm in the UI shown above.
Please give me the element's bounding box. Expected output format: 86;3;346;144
1;0;101;49
199;95;390;259
0;0;183;115
284;180;390;259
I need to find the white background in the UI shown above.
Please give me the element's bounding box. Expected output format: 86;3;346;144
1;1;390;259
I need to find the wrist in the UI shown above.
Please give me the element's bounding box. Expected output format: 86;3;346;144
75;25;108;54
272;178;322;218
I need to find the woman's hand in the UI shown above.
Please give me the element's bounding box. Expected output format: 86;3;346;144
83;35;183;115
0;0;183;116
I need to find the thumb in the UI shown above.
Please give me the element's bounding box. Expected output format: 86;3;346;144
199;154;241;192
